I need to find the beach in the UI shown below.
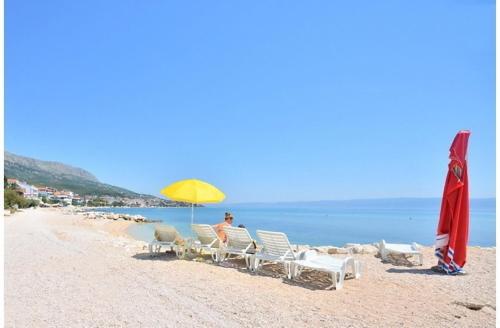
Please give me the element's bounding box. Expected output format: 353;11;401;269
5;208;496;327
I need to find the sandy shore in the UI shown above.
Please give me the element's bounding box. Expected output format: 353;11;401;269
5;208;496;327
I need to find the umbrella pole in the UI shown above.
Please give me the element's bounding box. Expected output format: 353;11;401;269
191;203;194;225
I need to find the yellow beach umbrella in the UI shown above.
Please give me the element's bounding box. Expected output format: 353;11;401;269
160;179;225;225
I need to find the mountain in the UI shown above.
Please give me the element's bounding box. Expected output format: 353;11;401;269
5;151;150;198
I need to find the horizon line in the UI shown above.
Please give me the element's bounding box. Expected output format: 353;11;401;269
215;196;496;206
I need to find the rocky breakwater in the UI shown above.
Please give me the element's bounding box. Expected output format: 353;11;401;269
313;243;380;255
289;243;381;256
83;211;159;223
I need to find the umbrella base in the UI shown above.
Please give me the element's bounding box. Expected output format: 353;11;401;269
431;265;467;275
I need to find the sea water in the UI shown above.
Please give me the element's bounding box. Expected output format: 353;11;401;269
99;198;495;247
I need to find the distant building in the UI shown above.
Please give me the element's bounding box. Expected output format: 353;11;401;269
72;195;84;205
53;191;73;205
37;186;56;198
7;178;18;185
15;181;39;199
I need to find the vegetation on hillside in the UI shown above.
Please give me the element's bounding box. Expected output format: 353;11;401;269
4;177;39;209
87;198;109;207
5;151;145;197
4;152;187;207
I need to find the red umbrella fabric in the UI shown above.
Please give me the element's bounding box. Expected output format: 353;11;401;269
435;130;471;274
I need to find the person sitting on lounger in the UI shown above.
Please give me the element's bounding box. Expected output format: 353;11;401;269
214;212;233;242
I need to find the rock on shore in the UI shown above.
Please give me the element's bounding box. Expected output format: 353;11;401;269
313;243;379;255
82;211;157;223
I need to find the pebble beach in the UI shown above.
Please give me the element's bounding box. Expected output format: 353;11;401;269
4;208;496;327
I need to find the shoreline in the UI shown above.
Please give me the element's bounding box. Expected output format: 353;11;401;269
5;208;496;327
71;207;497;248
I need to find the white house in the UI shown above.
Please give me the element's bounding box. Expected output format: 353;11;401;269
15;181;39;199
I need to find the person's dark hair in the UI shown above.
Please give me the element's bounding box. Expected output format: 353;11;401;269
238;224;245;228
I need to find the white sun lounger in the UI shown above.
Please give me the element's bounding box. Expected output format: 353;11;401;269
379;239;423;265
292;250;361;290
251;230;299;278
148;224;184;258
220;226;256;268
191;224;222;262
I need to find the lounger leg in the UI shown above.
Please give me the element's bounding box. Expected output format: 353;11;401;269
221;251;228;263
331;273;337;290
290;263;300;279
381;250;388;261
175;246;184;259
295;266;303;278
291;263;302;279
354;260;361;279
343;258;361;279
332;271;344;290
249;256;257;272
253;258;261;273
214;250;223;263
284;262;292;279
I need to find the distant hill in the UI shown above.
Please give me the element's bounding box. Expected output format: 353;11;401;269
5;151;151;198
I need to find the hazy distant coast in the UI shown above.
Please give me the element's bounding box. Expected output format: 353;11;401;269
219;197;496;208
4;151;192;208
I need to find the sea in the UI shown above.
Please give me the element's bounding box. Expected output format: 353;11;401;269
99;198;496;247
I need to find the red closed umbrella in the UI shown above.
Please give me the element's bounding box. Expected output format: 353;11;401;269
435;130;471;274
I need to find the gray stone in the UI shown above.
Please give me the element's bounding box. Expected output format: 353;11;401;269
327;247;350;254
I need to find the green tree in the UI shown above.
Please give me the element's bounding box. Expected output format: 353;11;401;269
25;199;40;208
87;198;109;207
71;199;83;206
4;190;39;209
4;189;26;209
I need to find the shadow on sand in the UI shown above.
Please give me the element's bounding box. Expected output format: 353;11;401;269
375;253;421;267
235;261;339;290
282;270;357;291
131;251;344;290
132;251;180;262
386;267;443;276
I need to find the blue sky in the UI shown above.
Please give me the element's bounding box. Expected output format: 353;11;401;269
5;1;495;202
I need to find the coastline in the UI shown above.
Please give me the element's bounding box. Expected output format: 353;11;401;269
5;208;496;327
77;207;496;248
